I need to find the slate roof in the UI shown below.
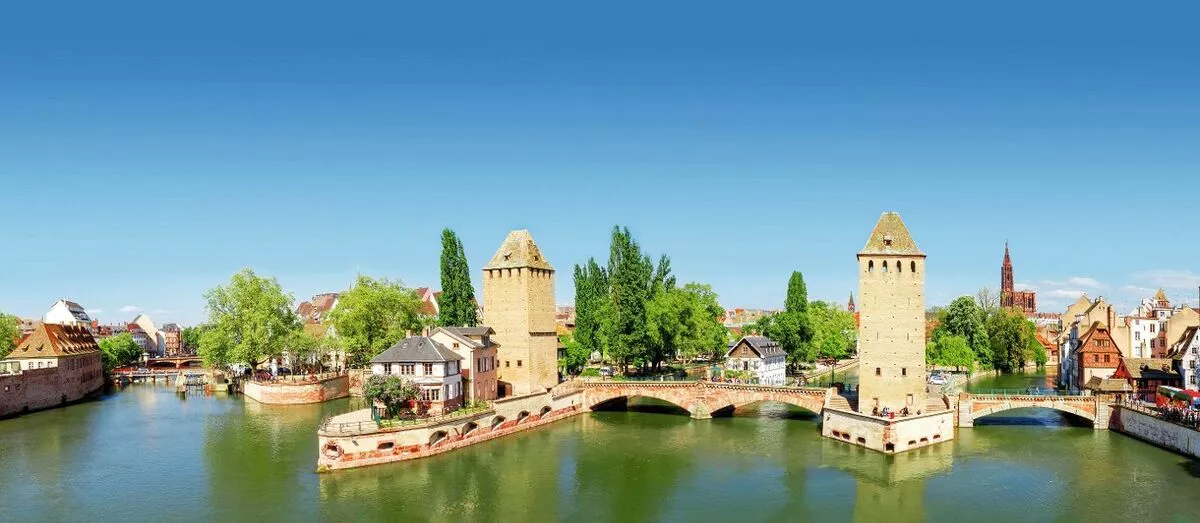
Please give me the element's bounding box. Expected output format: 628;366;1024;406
484;230;554;271
371;336;462;364
1168;326;1199;358
726;336;786;358
1086;376;1132;393
443;326;494;337
5;324;100;359
858;212;923;256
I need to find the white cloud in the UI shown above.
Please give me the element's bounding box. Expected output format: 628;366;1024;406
1132;270;1200;290
1045;289;1088;299
1067;277;1104;289
119;305;143;314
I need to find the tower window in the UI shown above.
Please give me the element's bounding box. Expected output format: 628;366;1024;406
875;367;881;376
882;261;889;273
868;260;874;273
911;261;917;273
902;368;907;376
896;260;902;273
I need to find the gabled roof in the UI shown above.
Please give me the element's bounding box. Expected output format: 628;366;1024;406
371;336;462;364
5;324;100;359
443;326;494;337
1085;376;1132;393
430;327;494;349
858;212;923;257
484;230;554;271
726;336;786;358
1168;326;1200;358
1115;358;1178;381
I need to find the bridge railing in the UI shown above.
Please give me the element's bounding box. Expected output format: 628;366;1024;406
971;388;1088;398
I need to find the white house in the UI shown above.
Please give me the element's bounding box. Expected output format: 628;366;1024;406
370;336;464;414
1128;316;1157;359
43;300;93;331
725;336;787;385
1169;326;1200;391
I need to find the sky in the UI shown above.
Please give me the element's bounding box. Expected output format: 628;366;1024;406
2;1;1199;326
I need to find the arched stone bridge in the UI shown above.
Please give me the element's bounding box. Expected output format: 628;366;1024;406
956;392;1112;429
581;381;831;419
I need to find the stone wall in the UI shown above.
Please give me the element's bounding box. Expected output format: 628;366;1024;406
0;356;105;418
244;374;350;405
857;254;927;414
317;389;584;472
1111;405;1200;459
822;407;954;453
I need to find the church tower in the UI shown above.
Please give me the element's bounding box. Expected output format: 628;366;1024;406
856;212;926;413
1000;241;1014;308
482;230;558;395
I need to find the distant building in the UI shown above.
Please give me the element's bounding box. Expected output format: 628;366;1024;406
1168;326;1200;391
724;336;786;385
1;324;104;417
43;300;93;332
555;305;576;335
430;326;499;403
162;323;182;357
17;318;40;337
296;293;339;324
370;336;464;415
1074;322;1121;389
1111;357;1181;402
723;308;778;327
130;314;164;357
999;243;1036;316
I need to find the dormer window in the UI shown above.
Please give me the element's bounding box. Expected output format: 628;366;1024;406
883;235;893;247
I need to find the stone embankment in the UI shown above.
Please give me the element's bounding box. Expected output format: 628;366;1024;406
1111;403;1200;459
244;373;350;404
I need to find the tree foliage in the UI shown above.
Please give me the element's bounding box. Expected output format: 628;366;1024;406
936;296;992;366
559;334;590;374
0;312;18;359
98;332;143;372
328;275;430;367
438;228;479;327
362;374;418;418
602;226;656;369
647;282;728;366
198;268;300;370
986;307;1035;372
808;301;857;361
926;334;974;370
572;258;608;361
975;287;999;318
761;271;815;365
181;325;204;353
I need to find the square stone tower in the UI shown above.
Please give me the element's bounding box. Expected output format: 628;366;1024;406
482;230;558;395
856;212;926;413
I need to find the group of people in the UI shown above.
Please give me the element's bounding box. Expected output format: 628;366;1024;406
1157;404;1200;430
871;405;919;418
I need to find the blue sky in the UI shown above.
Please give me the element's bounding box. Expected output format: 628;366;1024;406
2;1;1199;326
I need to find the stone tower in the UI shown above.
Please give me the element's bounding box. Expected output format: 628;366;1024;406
1000;241;1014;308
856;212;926;413
482;230;557;395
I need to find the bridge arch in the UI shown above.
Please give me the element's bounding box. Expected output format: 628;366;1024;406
723;398;823;417
962;394;1100;428
585;387;698;417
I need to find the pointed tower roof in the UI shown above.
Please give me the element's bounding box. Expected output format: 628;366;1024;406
1154;288;1169;304
1003;241;1012;266
484;229;554;271
858;212;923;257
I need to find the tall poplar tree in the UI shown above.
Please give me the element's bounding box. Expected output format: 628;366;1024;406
439;228;479;327
766;271;815;365
603;226;654;370
573;258;607;361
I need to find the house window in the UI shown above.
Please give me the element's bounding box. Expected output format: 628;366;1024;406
875;367;881;376
907;394;914;405
1092;354;1099;363
1150;324;1156;333
424;363;434;375
421;388;441;401
1103;355;1110;363
1135;332;1140;341
383;363;392;374
400;364;414;375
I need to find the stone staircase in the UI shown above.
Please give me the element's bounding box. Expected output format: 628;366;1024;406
827;394;857;412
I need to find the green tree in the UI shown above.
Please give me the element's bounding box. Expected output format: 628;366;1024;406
1027;334;1049;368
98;332;143;372
762;271;815;366
808;301;858;362
986;307;1035;372
362;374;419;418
328;275;430;367
559;334;590;374
677;283;729;362
572;258;608;362
602;226;655;371
198;268;301;370
927;334;973;371
0;312;18;359
438;228;479;327
785;271;809;315
937;296;992;366
181;325;204;353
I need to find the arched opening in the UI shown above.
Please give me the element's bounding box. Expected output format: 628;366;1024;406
590;395;690;417
896;260;902;273
971;406;1094;428
429;430;449;446
322;442;342;459
910;261;917;273
490;416;506;429
868;260;874;273
462;421;479;436
721;400;820;420
884;442;895;452
377;441;395;451
517;411;531;423
882;261;889;273
540;406;552;416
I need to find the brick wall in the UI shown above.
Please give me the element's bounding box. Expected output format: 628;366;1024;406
0;353;104;417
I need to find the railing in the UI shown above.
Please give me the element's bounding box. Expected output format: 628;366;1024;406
971;388;1088;398
320;404;494;436
251;371;346;384
1118;399;1200;431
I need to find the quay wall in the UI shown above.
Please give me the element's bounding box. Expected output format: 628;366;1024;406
1111;405;1200;459
318;388;586;472
822;407;954;454
244;374;349;405
0;365;104;418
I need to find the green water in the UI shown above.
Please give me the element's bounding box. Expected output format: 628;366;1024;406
1;384;1198;522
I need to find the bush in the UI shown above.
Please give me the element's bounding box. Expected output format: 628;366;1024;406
580;368;601;377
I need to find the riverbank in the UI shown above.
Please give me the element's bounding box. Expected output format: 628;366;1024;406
1111;403;1200;459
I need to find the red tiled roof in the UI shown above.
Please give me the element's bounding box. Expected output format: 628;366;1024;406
5;324;99;359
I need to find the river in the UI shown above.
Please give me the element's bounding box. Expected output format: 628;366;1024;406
1;382;1198;522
